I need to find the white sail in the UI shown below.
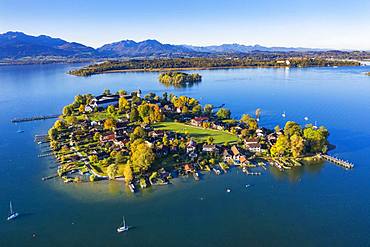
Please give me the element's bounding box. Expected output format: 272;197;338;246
9;201;13;214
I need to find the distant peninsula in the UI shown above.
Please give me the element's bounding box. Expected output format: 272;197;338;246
68;57;360;76
159;72;202;87
43;88;336;190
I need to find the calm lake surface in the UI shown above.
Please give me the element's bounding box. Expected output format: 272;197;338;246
0;64;369;247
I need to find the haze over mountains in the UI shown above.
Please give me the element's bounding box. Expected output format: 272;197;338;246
0;31;337;60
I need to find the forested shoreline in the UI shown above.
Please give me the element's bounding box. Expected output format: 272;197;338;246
69;57;360;76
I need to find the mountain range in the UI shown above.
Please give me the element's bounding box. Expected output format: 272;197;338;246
0;31;328;60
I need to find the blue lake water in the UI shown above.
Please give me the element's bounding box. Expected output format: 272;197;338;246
0;64;369;246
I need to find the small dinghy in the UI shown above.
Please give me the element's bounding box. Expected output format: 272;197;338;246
117;216;129;233
7;201;19;221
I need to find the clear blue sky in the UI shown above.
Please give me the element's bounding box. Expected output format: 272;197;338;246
1;0;369;50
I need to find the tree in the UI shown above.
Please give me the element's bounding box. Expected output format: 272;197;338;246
138;103;151;120
78;104;85;113
48;128;58;141
123;164;133;183
131;126;146;140
89;155;99;163
103;89;111;95
107;164;118;179
284;121;302;138
162;135;169;146
130;139;155;173
118;89;127;97
107;105;115;115
130;107;139;122
207;136;215;144
248;119;258;131
63;105;73;116
65;116;78;125
104;118;116;130
290;134;305;158
182;105;189;114
240;114;251;124
204;104;213;116
53;120;64;130
119;97;128;110
216;108;231;120
303;125;328;153
93;132;101;141
115;152;126;164
270;134;290;157
192;104;202;115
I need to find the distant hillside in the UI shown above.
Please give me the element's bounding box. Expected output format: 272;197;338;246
185;44;326;53
0;31;369;64
97;39;194;57
0;31;96;59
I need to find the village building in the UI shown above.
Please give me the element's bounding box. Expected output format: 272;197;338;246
244;138;262;152
231;145;241;161
202;144;218;153
190;117;209;127
222;149;233;162
100;133;115;143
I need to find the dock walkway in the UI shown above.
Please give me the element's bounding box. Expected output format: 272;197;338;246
321;154;354;169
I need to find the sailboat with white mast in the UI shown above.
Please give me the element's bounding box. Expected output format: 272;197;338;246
117;216;129;233
7;201;19;221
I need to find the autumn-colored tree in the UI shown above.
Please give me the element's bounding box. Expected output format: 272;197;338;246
270;134;290;157
119;97;128;110
123;164;133;183
130;139;155;173
290;134;305;158
104;118;116;130
78;104;85;113
216;108;231;120
107;164;118;179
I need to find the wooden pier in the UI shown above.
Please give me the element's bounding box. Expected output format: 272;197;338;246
12;114;59;123
321;154;354;169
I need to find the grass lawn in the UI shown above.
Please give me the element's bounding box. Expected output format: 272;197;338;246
153;121;238;144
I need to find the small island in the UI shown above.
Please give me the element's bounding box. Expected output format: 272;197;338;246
45;88;335;190
158;72;202;87
366;72;370;76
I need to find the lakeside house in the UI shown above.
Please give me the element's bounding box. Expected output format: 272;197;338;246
202;144;218;153
100;133;115;143
85;90;141;112
190;117;209;127
231;145;241;160
244;138;261;152
222;149;233;162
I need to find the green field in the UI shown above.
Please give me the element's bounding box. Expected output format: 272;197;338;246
153;121;238;144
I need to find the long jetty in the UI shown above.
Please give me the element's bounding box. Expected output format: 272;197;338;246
321;154;354;169
12;114;59;123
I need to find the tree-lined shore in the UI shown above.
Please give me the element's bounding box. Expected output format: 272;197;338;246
68;57;360;76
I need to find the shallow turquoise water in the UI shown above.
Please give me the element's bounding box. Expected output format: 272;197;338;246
0;64;369;246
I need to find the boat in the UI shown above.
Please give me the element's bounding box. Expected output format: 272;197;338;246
7;201;19;221
282;111;286;118
17;130;24;133
304;116;309;121
117;216;129;233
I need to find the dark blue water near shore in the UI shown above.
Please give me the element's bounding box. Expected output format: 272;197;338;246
0;64;369;246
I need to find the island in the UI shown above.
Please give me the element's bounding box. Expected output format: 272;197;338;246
68;57;361;76
366;72;370;76
42;88;338;191
158;72;202;87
